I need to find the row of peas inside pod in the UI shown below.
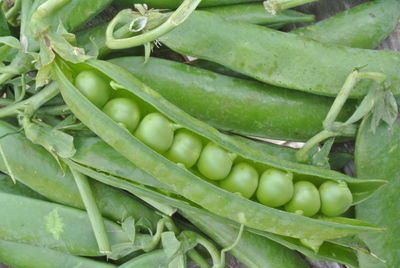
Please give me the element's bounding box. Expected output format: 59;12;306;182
75;69;353;218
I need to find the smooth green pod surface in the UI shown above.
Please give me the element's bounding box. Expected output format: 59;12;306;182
0;240;116;268
293;0;400;49
0;120;161;229
54;59;385;240
110;56;355;141
355;117;400;268
119;250;168;268
159;11;400;98
0;193;128;256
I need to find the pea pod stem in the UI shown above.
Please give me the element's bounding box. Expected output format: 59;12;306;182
296;70;388;162
264;0;317;15
179;231;223;268
31;0;70;31
106;0;201;49
0;82;59;118
70;168;111;254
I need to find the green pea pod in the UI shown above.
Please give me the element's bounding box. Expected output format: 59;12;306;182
158;11;400;98
0;192;129;256
0;120;161;230
293;0;400;49
54;59;385;240
355;117;400;267
203;3;315;25
0;174;47;200
65;159;362;267
0;240;116;268
113;0;263;9
110;56;356;141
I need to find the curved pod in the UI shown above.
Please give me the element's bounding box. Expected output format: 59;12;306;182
53;59;385;240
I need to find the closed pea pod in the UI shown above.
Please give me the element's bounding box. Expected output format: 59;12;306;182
53;59;386;240
219;162;258;199
285;181;321;217
0;240;116;268
256;168;293;208
157;11;400;98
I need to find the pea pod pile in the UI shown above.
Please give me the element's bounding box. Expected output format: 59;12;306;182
1;0;399;267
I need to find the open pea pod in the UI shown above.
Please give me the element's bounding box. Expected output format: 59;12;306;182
53;59;385;241
65;159;363;267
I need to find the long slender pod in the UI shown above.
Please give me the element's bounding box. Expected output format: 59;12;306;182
293;0;400;49
0;240;116;268
110;56;356;141
158;11;400;98
53;59;385;241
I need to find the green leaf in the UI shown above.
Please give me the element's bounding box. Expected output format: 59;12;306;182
23;119;76;159
311;138;335;169
121;216;136;242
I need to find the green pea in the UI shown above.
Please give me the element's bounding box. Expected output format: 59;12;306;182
74;70;112;108
197;143;236;181
102;98;141;132
256;168;293;207
134;113;175;153
219;162;258;199
166;129;202;168
319;181;353;217
285;181;320;217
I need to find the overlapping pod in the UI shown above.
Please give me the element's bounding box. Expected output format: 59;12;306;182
0;240;116;268
53;59;386;240
0;120;161;229
158;11;400;98
0;193;129;256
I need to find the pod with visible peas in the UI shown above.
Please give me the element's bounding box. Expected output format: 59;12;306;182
158;11;400;98
53;59;386;241
0;240;116;268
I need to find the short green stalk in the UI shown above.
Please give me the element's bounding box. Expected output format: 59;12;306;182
296;70;389;163
70;167;111;254
0;82;59;118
